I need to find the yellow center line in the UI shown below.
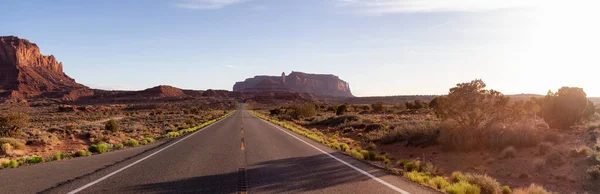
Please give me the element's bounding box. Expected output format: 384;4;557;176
240;137;245;150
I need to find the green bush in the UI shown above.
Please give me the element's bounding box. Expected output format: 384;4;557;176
105;119;120;133
115;143;124;149
540;87;595;129
1;143;12;154
428;176;450;190
88;143;108;153
350;149;364;159
404;171;431;184
288;103;317;119
501;186;512;194
587;165;600;180
26;156;43;164
164;132;180;138
464;173;501;194
404;161;419;172
126;139;139;147
75;150;92;157
7;160;19;168
451;171;466;183
0;137;25;149
339;143;350;152
144;137;155;143
446;181;481;194
52;152;66;161
501;146;517;159
0;112;30;137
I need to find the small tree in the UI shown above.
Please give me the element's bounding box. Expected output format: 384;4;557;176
434;79;509;130
372;102;385;113
105;119;120;133
289;103;317;119
0;113;30;138
336;104;348;115
540;87;595;129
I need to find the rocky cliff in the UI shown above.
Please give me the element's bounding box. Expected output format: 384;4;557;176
233;71;353;97
0;36;90;100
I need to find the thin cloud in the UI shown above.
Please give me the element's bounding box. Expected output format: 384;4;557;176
334;0;542;14
175;0;247;10
226;65;235;68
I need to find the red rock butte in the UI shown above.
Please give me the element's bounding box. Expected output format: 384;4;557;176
233;71;353;97
0;36;91;100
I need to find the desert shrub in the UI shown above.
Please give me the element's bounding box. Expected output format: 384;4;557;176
406;100;427;110
89;143;108;153
537;142;552;155
446;181;481;194
501;186;512;194
310;115;360;127
288;103;317;119
126;139;139;147
269;108;282;115
404;161;419;172
0;137;25;149
350;148;364;159
545;150;565;166
429;176;450;190
570;146;592;157
184;118;195;126
0;112;29;138
540;87;595;129
52;152;67;161
339;143;350;152
144;137;155;143
164;131;180;138
26;156;43;164
336;104;348;115
5;160;19;168
396;159;411;167
74;150;92;157
501;146;517;159
1;143;12;154
105;119;119;133
115;143;124;149
512;184;551;194
587;165;600;180
371;102;385;113
380;120;440;146
404;171;431;184
465;173;501;194
451;171;466;183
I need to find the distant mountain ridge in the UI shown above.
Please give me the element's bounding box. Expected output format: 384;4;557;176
233;71;353;97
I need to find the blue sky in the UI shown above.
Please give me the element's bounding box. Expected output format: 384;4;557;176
1;0;598;96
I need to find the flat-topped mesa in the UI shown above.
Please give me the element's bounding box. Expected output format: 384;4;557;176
233;71;353;97
0;36;89;99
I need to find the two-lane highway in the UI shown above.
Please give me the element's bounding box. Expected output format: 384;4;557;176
46;105;437;194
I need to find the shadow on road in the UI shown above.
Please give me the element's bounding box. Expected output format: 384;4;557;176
125;153;388;193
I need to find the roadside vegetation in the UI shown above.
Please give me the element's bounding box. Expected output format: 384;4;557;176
252;79;599;193
0;101;235;170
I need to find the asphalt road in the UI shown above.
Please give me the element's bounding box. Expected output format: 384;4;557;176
3;105;438;194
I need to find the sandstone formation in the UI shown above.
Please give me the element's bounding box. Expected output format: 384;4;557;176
141;85;187;97
0;36;91;101
233;71;353;97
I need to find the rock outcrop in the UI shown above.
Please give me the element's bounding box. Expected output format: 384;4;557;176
233;71;353;97
0;36;90;100
141;85;186;97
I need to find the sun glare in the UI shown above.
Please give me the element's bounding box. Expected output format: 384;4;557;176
521;2;600;96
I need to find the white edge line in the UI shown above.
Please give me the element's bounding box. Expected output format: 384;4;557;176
253;114;411;194
67;111;236;194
